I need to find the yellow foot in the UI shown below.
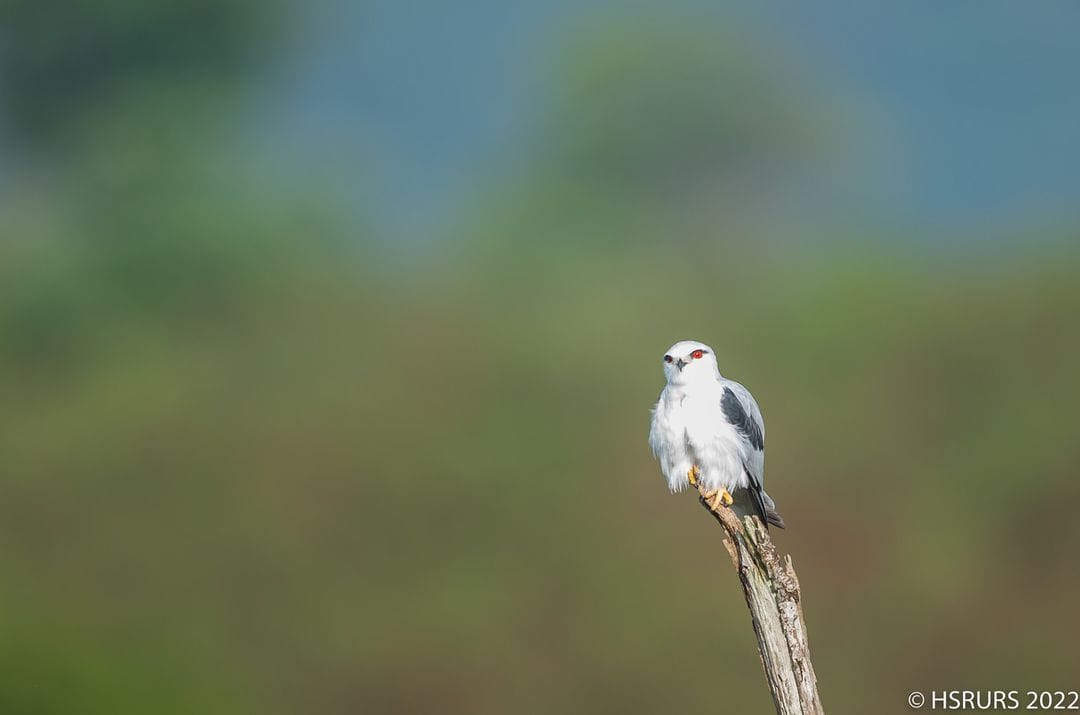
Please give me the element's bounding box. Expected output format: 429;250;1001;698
687;465;700;488
702;488;734;511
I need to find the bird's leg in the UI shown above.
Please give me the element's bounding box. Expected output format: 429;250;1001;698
702;488;734;511
690;466;733;510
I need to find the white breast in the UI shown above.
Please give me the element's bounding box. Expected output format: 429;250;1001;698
650;385;748;493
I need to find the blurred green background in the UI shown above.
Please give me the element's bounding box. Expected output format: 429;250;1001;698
2;2;1079;713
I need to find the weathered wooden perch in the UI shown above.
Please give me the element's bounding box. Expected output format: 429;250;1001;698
697;483;824;715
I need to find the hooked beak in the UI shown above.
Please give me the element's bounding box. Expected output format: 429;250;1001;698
675;358;687;371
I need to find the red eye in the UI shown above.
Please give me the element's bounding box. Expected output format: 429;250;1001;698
691;350;704;360
664;355;673;363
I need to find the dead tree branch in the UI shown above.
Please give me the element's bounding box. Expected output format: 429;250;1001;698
697;484;824;715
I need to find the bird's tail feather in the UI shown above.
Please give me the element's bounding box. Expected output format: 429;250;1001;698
759;487;786;529
765;508;786;529
739;483;787;530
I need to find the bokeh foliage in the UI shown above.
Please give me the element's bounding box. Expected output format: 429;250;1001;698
1;3;1078;714
0;0;284;147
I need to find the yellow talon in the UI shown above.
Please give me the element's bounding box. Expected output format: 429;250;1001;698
687;466;699;487
703;487;735;511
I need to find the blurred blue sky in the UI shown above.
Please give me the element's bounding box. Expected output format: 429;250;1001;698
262;0;1080;241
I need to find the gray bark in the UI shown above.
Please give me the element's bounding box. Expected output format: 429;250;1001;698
697;486;824;715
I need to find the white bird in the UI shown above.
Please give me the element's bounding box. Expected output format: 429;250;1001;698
649;340;785;528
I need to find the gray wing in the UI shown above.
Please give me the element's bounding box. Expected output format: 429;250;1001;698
720;380;765;478
721;381;784;528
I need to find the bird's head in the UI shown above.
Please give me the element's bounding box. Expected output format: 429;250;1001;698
661;340;720;386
